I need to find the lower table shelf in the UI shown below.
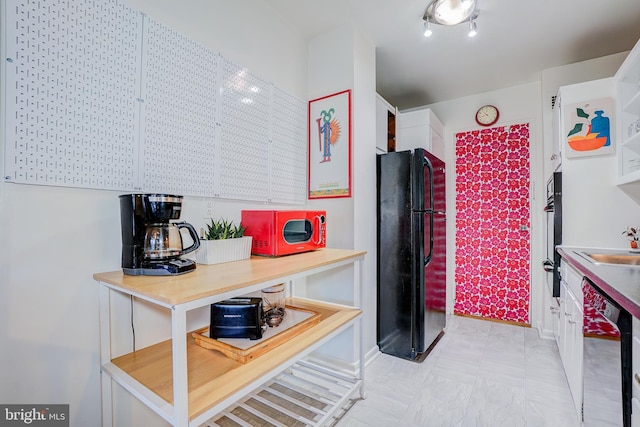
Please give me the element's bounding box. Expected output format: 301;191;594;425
201;360;362;427
109;298;361;423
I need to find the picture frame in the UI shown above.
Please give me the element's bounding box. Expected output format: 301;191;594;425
564;97;614;158
308;90;352;199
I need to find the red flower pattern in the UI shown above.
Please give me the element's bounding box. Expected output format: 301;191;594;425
454;124;530;324
582;281;620;337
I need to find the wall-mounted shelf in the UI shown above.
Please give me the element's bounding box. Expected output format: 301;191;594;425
616;39;640;186
94;248;366;427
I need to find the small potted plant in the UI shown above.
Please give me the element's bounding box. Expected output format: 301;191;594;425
196;219;252;265
622;226;640;249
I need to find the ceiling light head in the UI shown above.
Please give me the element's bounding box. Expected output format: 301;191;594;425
423;0;478;26
468;19;478;37
423;19;433;37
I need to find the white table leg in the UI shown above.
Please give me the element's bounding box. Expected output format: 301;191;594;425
98;285;114;426
172;304;189;427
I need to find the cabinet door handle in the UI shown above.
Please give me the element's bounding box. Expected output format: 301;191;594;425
635;373;640;385
565;312;575;323
550;154;558;160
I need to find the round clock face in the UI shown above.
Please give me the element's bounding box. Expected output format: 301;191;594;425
475;105;499;126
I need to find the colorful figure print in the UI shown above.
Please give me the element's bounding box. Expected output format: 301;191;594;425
316;108;342;163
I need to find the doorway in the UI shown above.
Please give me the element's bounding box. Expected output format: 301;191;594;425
453;123;531;324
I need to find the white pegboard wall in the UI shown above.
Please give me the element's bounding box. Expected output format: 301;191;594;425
217;58;271;202
4;0;141;189
270;88;307;204
139;15;218;197
3;0;308;204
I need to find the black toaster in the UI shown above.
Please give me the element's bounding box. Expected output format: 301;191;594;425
210;297;265;340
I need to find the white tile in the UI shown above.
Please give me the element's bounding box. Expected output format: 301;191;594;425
332;412;373;427
336;316;582;427
432;357;484;380
477;358;526;388
461;377;527;427
339;402;401;427
483;343;525;367
400;398;469;427
399;373;475;427
526;398;581;427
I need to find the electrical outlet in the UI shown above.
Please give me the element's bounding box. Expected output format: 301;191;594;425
203;199;214;219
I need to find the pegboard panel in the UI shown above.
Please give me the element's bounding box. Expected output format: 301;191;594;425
270;88;307;204
4;0;307;202
139;16;218;197
4;0;141;189
217;58;271;201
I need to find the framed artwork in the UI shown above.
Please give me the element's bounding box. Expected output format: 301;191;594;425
564;97;614;158
308;90;352;199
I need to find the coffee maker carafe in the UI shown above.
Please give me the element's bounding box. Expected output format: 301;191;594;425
119;194;200;276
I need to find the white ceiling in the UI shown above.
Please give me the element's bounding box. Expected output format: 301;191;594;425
269;0;640;109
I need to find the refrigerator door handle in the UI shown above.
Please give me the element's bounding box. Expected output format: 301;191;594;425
422;155;435;212
424;212;434;266
423;154;434;266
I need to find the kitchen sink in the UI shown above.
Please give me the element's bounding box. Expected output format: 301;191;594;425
579;251;640;266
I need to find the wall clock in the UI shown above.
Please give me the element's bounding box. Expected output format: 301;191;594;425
475;104;499;127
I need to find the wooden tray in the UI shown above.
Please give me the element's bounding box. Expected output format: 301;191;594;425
192;305;321;363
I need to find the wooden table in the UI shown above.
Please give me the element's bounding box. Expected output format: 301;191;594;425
94;248;366;427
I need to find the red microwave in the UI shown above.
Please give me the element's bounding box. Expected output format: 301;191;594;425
241;210;326;256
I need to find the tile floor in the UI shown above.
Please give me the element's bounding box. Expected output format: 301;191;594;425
335;315;582;427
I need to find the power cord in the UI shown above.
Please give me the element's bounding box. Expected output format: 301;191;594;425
130;295;136;352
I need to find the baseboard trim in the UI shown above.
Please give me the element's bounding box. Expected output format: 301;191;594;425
454;312;530;328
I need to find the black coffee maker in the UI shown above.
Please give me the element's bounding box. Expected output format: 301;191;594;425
119;194;200;276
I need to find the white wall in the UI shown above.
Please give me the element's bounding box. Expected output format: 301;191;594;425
0;2;309;426
306;25;378;366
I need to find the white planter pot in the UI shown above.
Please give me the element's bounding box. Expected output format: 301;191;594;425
195;236;253;265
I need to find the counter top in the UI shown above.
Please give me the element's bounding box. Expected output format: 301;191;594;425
557;246;640;318
93;248;366;306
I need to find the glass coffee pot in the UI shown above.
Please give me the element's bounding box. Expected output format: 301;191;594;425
143;222;200;260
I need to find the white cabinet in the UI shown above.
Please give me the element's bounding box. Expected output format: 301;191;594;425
551;296;561;345
397;108;444;158
616;38;640;184
94;249;365;427
564;284;584;417
558;279;567;354
558;259;584;419
540;272;560;342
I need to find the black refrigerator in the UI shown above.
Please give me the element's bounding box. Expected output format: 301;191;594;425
376;148;446;360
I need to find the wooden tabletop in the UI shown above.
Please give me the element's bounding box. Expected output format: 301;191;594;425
93;248;366;306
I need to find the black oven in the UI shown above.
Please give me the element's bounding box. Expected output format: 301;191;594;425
543;171;562;297
582;277;632;427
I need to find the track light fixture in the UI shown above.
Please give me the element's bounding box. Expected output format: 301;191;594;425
422;0;479;38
